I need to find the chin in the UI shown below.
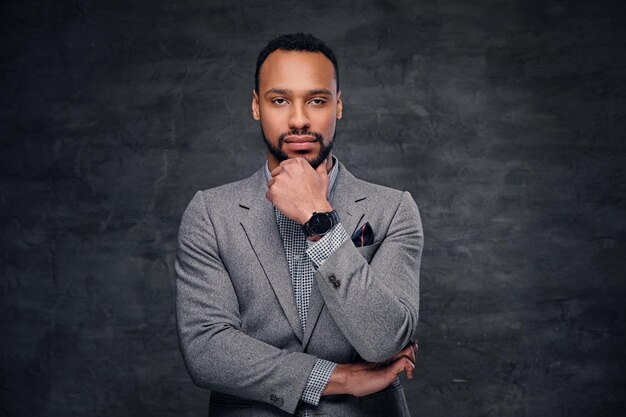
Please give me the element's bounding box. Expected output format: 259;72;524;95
295;151;317;158
284;150;317;161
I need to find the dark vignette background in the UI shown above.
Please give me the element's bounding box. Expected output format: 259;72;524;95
1;0;625;416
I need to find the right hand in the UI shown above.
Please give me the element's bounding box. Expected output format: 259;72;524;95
323;343;417;397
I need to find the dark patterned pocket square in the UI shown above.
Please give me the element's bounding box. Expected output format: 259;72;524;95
351;222;375;247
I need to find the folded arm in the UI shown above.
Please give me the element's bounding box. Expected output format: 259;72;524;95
176;187;421;412
308;191;423;362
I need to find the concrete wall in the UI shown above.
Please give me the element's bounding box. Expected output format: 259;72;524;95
1;0;624;415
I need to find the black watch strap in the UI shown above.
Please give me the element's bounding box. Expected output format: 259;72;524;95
302;210;340;238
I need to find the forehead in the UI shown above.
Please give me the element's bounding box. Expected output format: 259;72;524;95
258;50;337;93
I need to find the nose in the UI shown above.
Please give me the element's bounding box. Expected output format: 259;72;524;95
288;102;310;130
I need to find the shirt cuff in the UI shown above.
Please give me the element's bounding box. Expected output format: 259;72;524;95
306;223;349;269
300;359;337;406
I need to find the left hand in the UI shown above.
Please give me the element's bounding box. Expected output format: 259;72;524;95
359;342;418;379
266;157;332;224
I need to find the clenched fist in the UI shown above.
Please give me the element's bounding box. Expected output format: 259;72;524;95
266;157;333;225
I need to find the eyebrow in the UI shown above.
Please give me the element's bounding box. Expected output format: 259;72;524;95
263;88;333;97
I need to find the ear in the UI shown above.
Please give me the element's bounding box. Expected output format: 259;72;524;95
336;90;343;120
252;89;261;120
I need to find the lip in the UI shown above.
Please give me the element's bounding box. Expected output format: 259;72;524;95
283;138;318;152
284;135;316;143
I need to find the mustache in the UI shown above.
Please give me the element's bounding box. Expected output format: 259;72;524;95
277;129;324;146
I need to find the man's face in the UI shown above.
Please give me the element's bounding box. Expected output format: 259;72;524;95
252;50;342;169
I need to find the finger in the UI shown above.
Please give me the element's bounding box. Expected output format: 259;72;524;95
408;344;416;365
295;157;313;172
279;158;299;167
389;357;414;378
401;344;415;365
392;354;414;369
390;357;409;375
270;166;283;177
267;178;274;188
406;348;415;379
390;344;415;364
403;357;415;380
316;158;328;176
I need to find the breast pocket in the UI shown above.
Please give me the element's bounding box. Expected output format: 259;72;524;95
356;241;381;263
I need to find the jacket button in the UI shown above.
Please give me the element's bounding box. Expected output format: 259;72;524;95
269;394;283;406
328;275;341;288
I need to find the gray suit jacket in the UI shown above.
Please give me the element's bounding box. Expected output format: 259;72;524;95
175;162;423;416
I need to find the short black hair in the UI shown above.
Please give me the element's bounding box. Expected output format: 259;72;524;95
255;33;339;93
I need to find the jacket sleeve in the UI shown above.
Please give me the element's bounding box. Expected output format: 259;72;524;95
312;191;423;362
175;191;317;414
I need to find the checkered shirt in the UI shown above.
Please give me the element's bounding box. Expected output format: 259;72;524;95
264;158;349;414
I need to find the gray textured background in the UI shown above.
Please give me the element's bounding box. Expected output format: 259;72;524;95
1;0;625;416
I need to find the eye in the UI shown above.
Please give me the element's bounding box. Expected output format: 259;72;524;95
272;98;288;106
309;98;327;106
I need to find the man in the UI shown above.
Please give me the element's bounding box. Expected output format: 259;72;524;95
175;33;423;416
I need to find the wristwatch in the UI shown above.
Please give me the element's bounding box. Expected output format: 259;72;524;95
302;210;340;238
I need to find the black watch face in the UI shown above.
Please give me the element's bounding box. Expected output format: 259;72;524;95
309;213;332;234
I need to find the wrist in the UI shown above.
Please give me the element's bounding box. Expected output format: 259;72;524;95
321;364;349;396
299;202;333;225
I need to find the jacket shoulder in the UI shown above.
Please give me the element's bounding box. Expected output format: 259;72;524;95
353;176;405;196
347;174;413;208
341;171;421;231
194;170;261;206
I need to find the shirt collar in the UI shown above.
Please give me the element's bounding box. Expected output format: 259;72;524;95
264;156;341;201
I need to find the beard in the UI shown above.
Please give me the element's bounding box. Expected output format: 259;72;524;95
262;127;334;169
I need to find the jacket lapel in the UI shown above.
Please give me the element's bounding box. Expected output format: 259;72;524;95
331;163;367;241
239;168;304;343
302;162;367;350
